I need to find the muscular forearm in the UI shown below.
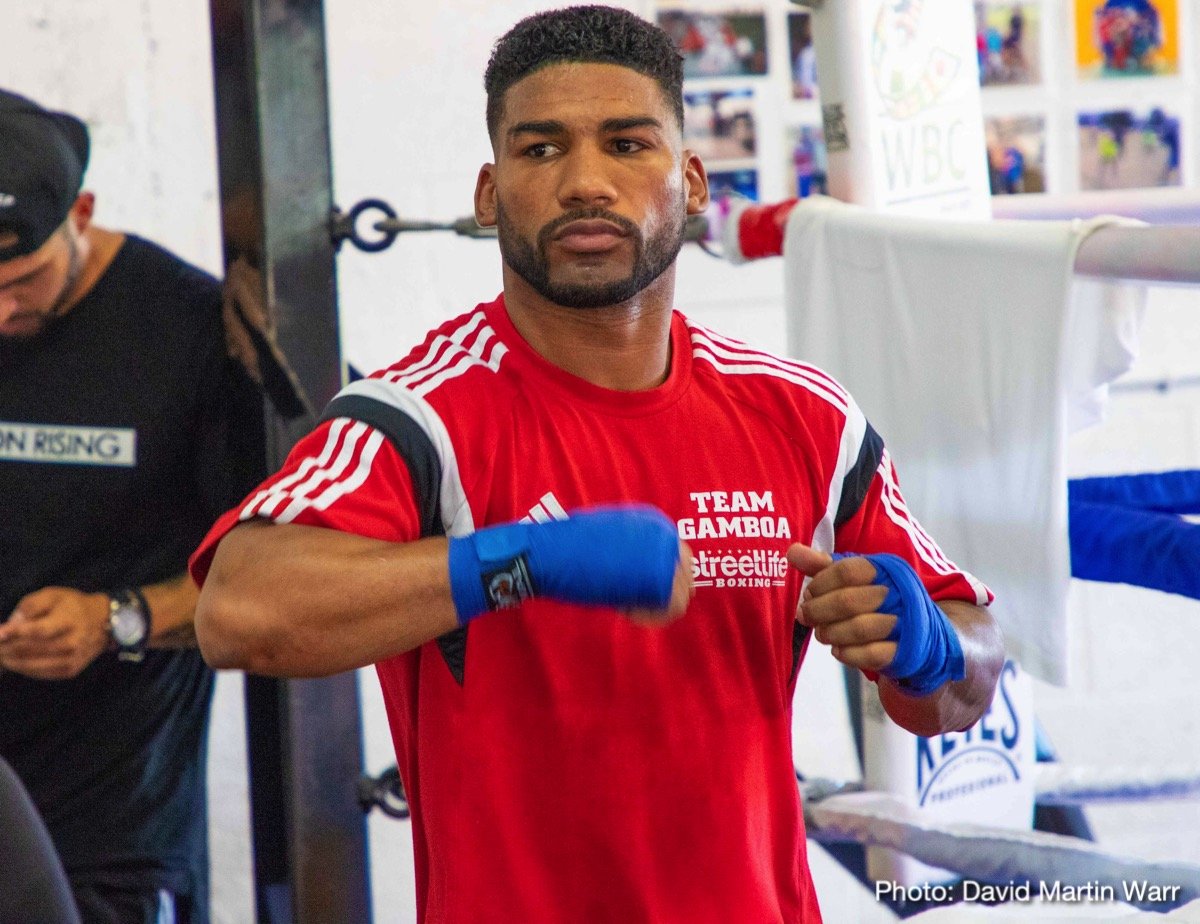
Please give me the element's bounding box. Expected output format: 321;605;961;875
143;573;201;648
196;521;460;678
877;600;1004;737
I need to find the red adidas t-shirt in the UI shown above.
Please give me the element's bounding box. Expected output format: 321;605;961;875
192;295;991;923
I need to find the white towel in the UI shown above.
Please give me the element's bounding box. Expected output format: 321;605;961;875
782;197;1144;685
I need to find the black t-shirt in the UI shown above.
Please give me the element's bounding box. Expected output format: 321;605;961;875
0;236;263;903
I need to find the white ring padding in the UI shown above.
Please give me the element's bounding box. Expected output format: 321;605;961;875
1035;763;1200;806
803;791;1200;903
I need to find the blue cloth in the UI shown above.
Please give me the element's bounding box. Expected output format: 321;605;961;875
834;552;966;695
449;506;679;624
1069;470;1200;601
1070;469;1200;515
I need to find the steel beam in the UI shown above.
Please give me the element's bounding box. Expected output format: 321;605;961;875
209;1;371;921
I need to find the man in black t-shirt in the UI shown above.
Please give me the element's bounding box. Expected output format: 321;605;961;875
0;89;263;924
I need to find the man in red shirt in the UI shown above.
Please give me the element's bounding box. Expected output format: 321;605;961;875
191;7;1003;921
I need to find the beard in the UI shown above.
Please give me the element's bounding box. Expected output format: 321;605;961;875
496;201;686;309
1;230;83;341
47;230;84;319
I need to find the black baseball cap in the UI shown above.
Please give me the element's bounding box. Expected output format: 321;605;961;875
0;89;90;261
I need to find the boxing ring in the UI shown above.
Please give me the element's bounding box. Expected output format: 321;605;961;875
731;190;1200;918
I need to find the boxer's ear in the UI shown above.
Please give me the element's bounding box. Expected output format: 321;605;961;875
683;151;709;215
475;164;498;228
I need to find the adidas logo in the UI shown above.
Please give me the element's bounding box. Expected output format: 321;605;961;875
520;491;568;524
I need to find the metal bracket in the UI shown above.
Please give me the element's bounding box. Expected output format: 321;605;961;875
356;764;410;820
330;198;500;253
331;197;712;255
330;198;400;253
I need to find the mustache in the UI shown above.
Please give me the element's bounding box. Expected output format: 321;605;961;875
537;208;641;249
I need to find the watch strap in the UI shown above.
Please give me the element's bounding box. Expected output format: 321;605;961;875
109;587;151;662
128;586;151;632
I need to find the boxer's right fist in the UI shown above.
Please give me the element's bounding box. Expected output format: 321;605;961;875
448;505;691;624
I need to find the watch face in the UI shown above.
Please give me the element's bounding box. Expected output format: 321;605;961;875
111;604;147;647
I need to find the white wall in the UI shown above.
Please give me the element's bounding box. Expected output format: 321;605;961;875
0;0;223;273
4;3;1200;924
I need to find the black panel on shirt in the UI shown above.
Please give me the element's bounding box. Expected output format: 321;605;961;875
790;621;811;684
319;394;468;685
0;235;265;913
321;394;443;537
834;422;884;529
435;626;469;686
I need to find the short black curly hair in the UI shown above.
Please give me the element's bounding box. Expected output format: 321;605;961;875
484;6;685;141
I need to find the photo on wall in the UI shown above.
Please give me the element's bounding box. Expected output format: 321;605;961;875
1077;107;1182;189
985;115;1047;194
975;2;1042;86
657;7;769;78
1075;0;1179;78
785;124;828;198
704;168;759;242
788;11;818;99
683;88;757;164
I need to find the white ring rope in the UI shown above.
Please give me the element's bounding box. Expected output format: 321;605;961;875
1035;763;1200;806
802;790;1200;903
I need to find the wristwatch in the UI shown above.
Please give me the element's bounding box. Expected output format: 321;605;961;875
108;588;151;662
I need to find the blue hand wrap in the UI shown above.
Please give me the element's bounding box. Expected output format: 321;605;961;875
448;506;680;625
833;552;965;695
